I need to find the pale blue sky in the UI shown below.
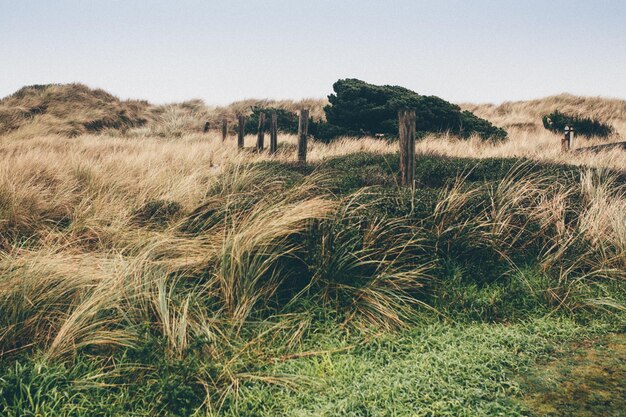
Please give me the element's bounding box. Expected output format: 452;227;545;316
1;0;625;104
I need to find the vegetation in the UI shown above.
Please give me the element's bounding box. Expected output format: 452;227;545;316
0;84;150;137
543;110;615;138
320;79;507;141
462;93;626;135
0;86;625;415
243;106;294;134
1;129;625;414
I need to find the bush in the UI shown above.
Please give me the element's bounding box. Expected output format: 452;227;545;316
243;107;300;135
244;106;330;139
318;79;507;141
542;110;614;138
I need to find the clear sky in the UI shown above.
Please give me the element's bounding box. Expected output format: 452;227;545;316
1;0;625;105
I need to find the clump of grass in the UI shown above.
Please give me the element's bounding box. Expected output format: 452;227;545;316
300;192;433;330
133;199;183;226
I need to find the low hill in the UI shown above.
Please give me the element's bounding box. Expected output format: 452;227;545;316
0;84;328;138
2;84;625;139
460;94;626;135
0;83;152;137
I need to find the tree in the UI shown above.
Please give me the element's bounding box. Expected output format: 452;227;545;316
542;111;614;138
318;79;506;141
244;107;298;135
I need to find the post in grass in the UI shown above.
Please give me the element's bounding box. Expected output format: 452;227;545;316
257;112;266;151
562;125;574;152
221;118;228;141
398;109;416;187
270;111;278;154
237;115;245;149
297;109;309;163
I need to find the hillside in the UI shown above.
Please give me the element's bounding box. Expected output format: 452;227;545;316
0;83;624;415
0;84;328;139
2;84;625;140
460;93;626;135
0;84;152;137
0;131;624;415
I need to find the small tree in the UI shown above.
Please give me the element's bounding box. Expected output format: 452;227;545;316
542;111;614;138
318;79;506;141
244;107;298;135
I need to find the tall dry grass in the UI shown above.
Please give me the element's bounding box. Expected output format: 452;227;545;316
1;131;625;411
1;127;624;258
461;93;626;135
1;89;625;411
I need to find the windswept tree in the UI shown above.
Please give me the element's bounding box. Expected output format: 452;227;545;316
542;110;614;138
317;79;507;141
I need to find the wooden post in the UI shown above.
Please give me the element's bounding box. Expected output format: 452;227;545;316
398;110;416;187
568;126;575;150
297;109;309;163
269;111;278;154
256;113;265;151
237;115;245;149
203;122;210;133
562;125;574;152
221;118;228;141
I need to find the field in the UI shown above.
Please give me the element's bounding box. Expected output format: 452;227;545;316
0;85;625;416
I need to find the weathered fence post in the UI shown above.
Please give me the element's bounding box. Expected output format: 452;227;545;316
562;125;574;152
270;111;278;154
221;118;228;141
203;122;210;133
256;113;266;151
398;109;416;187
297;109;309;163
237;115;245;149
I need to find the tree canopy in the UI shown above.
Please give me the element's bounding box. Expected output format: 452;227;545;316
319;79;507;141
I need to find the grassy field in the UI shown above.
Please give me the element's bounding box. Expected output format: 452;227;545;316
0;86;625;416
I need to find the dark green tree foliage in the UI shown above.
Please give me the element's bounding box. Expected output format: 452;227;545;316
542;110;614;138
319;79;507;141
244;107;299;135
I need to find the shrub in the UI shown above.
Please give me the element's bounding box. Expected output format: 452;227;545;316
243;106;329;139
318;79;507;141
542;110;614;138
243;107;298;135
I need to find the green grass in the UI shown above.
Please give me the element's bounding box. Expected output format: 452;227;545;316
1;152;624;416
229;318;612;417
1;317;622;416
520;333;626;417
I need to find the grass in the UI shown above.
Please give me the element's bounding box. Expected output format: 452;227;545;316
520;333;626;417
1;87;625;415
228;318;611;417
1;318;621;416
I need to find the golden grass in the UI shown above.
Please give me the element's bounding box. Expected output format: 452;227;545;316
1;90;625;411
0;126;624;254
460;93;626;134
1;131;624;412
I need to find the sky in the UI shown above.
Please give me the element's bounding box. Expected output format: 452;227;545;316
1;0;625;105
